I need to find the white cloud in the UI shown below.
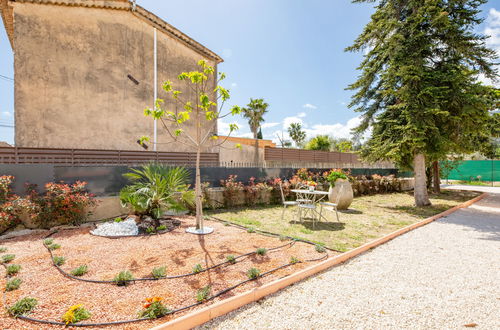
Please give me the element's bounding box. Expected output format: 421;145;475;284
230;82;237;89
302;103;317;110
261;122;280;129
283;116;304;130
297;112;306;118
2;111;12;117
304;116;362;140
480;8;500;87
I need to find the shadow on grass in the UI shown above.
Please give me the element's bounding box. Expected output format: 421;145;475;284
385;204;453;219
289;220;346;232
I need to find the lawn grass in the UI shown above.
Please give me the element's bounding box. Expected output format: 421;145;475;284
208;190;480;252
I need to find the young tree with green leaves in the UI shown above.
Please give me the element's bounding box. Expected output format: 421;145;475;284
242;98;269;163
347;0;497;206
287;122;306;148
305;135;332;151
142;60;242;234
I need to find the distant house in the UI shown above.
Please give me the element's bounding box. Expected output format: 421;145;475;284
0;0;222;151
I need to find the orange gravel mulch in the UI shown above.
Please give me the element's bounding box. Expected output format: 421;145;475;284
0;217;333;329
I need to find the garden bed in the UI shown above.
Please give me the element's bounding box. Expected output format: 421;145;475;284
208;190;481;251
0;217;330;328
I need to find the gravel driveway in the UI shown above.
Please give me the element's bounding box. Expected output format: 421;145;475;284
199;190;500;329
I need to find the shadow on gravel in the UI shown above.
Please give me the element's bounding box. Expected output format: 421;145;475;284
439;207;500;242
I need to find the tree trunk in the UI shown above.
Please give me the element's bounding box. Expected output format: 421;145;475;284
414;153;431;206
432;160;441;194
253;130;259;165
195;147;203;230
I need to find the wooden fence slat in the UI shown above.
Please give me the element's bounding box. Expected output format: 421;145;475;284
0;147;218;166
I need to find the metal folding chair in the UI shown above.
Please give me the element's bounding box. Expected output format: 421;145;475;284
280;182;299;220
319;185;344;222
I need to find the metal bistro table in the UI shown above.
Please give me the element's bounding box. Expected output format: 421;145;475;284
290;189;329;225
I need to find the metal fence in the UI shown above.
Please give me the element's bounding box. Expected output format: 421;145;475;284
0;147;219;166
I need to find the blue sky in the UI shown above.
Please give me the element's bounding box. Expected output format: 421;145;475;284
0;0;498;145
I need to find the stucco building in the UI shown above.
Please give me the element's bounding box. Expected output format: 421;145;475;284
0;0;222;152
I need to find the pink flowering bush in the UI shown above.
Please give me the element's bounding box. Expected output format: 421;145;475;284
0;176;37;233
0;175;97;233
26;181;97;228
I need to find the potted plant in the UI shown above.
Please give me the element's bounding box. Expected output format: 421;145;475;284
306;181;317;191
326;170;353;210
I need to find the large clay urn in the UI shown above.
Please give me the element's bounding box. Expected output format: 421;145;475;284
328;179;353;210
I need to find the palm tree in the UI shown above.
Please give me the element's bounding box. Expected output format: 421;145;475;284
120;164;195;221
242;98;269;163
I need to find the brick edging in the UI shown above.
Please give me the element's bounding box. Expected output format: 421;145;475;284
150;192;488;330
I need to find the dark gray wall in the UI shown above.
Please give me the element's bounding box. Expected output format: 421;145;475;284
1;165;401;197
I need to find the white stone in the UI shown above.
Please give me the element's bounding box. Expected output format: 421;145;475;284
91;218;139;237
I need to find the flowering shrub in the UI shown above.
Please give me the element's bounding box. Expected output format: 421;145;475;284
26;181;96;228
244;177;271;206
0;176;37;233
0;175;14;204
139;297;170;319
62;304;91;325
220;175;244;207
267;178;291;203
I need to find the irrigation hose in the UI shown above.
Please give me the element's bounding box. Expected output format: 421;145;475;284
43;235;296;284
3;220;330;327
13;253;328;327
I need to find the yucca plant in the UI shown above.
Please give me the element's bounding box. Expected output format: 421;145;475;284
120;164;195;219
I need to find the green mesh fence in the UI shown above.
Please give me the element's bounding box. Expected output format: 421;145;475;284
443;160;499;182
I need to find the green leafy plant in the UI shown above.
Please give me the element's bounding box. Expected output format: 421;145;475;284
113;270;134;286
143;60;243;233
255;248;267;256
290;256;300;264
315;244;326;253
2;254;15;263
138;297;170;319
192;264;203;274
120;164;194;219
305;135;332;151
114;217;123;223
0;247;7;253
157;225;167;231
5;278;22;291
6;264;21;275
43;238;54;245
247;227;256;233
196;285;211;302
146;226;156;234
53;256;66;266
326;170;348;187
70;265;88;277
8;297;38;317
47;243;61;250
62;304;91;325
247;267;261;279
225;255;236;264
152;266;167;279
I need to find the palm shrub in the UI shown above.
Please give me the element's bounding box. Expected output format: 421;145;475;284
120;164;195;219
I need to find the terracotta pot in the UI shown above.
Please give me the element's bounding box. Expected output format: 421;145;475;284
328;179;353;210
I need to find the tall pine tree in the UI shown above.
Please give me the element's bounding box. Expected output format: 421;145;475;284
347;0;497;206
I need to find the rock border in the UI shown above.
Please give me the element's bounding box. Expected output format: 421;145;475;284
150;192;488;330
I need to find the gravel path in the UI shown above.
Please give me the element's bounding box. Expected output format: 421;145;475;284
199;191;500;329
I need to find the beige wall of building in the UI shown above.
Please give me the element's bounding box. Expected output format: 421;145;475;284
3;0;221;152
